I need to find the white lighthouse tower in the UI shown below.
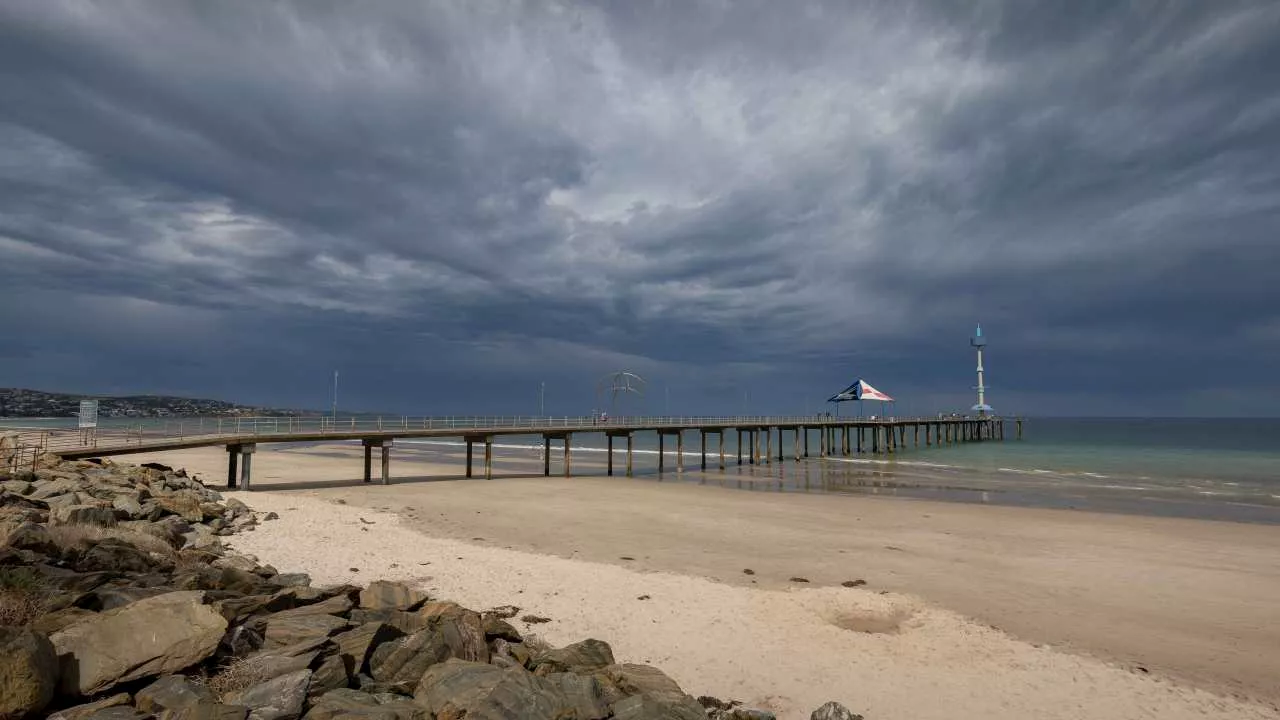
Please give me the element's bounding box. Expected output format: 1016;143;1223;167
971;324;993;416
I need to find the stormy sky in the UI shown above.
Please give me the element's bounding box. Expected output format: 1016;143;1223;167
1;2;1278;417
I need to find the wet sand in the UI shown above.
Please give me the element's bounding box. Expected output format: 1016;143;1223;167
118;443;1280;717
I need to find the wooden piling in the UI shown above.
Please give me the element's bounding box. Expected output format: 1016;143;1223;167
381;442;392;485
608;435;615;476
658;433;665;473
563;434;572;477
677;431;684;471
226;445;239;489
719;431;726;470
466;440;473;478
700;430;707;470
627;434;634;476
543;436;551;476
484;437;493;479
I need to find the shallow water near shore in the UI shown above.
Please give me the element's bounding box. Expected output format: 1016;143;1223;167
381;417;1280;524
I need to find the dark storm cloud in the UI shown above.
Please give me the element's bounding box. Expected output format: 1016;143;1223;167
1;1;1278;415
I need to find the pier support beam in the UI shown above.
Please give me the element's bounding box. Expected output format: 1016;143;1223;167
658;433;665;473
226;445;240;490
765;428;773;464
466;439;474;478
543;436;551;476
239;444;255;491
794;428;801;461
719;431;726;470
608;434;614;476
484;437;492;479
382;441;392;485
627;434;634;476
803;427;809;457
700;431;707;470
564;434;572;477
677;431;684;471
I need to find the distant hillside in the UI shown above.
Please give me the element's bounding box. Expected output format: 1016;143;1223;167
0;388;313;418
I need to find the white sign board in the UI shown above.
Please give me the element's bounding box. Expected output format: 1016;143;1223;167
78;400;99;429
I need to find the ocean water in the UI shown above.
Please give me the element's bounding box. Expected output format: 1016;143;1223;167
5;416;1278;524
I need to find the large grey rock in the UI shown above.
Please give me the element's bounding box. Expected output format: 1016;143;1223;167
29;478;84;502
268;593;353;619
810;701;863;720
159;704;251;720
224;669;312;720
136;675;217;713
155;490;206;523
51;590;227;695
611;693;707;720
358;581;428;612
0;627;59;718
263;613;350;649
50;504;117;527
1;520;59;556
347;609;430;635
111;494;144;519
412;659;573;720
533;638;615;675
81;707;149;720
304;689;424;720
306;654;351;700
334;622;405;677
46;693;131;720
542;672;610;720
367;625;454;694
416;602;488;663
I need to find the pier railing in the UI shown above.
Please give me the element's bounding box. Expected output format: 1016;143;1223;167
23;413;1003;456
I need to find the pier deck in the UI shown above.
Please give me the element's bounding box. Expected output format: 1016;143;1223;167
17;414;1021;490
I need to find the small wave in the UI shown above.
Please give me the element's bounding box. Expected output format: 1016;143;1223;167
824;456;960;470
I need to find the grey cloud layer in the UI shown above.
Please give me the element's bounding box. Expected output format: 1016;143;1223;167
1;1;1278;414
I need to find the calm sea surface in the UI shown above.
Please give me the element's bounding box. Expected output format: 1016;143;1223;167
5;416;1278;524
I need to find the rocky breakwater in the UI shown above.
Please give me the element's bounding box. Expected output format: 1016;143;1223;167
1;457;862;720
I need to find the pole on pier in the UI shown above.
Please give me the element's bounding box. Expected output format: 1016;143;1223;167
718;431;726;470
677;431;684;471
737;430;743;465
381;441;392;485
803;427;809;457
239;444;255;491
543;436;551;477
627;434;634;476
765;427;773;464
466;440;474;478
794;428;801;462
658;433;665;473
608;435;615;476
363;442;372;483
484;437;493;480
226;445;240;490
1017;418;1023;440
778;427;784;463
700;431;707;470
563;434;572;477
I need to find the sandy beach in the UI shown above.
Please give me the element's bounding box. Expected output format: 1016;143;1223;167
118;443;1280;719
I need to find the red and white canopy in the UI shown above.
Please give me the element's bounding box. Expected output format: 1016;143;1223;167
828;379;894;403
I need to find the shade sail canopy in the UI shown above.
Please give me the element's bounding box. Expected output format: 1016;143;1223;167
828;379;894;403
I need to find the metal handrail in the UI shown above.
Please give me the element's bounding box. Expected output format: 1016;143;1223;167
31;413;1005;454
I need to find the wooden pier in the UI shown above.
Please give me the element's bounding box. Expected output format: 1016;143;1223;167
40;414;1018;490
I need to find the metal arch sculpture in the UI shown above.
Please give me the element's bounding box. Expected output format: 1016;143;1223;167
596;370;646;416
